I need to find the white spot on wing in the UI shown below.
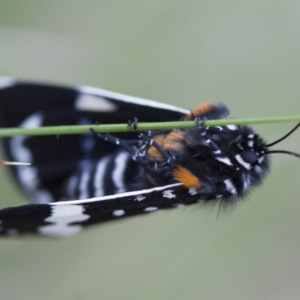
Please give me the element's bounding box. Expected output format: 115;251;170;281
78;163;91;199
10;113;53;203
94;156;110;197
38;205;89;237
188;188;198;195
75;94;117;112
163;190;176;199
112;152;129;194
144;207;158;212
134;195;145;201
113;209;125;217
77;86;189;114
11;113;42;161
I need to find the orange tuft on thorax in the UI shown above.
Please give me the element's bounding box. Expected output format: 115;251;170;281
173;166;201;189
163;131;185;151
182;103;214;120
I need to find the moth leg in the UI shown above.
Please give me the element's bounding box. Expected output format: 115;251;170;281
90;128;154;172
90;128;134;153
127;117;139;132
138;133;176;166
193;116;232;161
194;116;207;136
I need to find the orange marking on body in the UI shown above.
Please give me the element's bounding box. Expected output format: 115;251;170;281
147;134;165;160
182;103;214;120
147;132;185;159
148;146;163;160
163;131;185;151
173;166;201;189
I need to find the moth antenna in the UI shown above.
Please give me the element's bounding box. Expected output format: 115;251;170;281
266;122;300;147
264;150;300;159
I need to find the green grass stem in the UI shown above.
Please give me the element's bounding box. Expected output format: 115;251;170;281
0;115;299;137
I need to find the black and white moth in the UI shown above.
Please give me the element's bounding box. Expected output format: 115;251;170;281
0;77;298;237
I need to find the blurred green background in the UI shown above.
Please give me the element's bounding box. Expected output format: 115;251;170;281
0;1;300;300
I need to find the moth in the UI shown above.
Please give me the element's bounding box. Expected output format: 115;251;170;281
0;77;298;237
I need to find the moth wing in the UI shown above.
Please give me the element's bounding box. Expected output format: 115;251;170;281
0;183;201;237
0;78;188;201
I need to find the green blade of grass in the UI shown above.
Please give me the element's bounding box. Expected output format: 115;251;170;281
0;115;299;137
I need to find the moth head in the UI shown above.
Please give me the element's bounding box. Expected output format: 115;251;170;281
209;123;300;171
227;127;268;171
200;123;300;194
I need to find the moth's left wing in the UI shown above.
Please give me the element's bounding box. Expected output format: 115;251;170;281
0;183;204;237
0;78;189;202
